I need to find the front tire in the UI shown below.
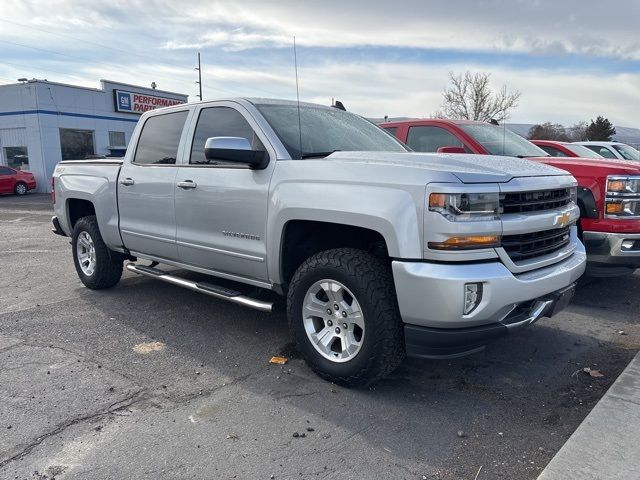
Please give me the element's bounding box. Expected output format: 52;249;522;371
72;216;123;289
287;248;405;386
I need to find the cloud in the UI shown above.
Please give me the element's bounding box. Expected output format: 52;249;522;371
1;0;639;128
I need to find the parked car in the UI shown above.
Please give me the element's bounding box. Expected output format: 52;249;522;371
52;99;585;385
381;119;640;276
0;166;36;195
574;141;640;161
530;140;604;159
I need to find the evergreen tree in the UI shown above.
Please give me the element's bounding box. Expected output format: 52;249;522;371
586;116;616;141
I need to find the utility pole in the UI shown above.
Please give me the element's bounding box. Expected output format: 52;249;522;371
195;52;202;101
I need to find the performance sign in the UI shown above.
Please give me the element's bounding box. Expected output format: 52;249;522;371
114;90;185;114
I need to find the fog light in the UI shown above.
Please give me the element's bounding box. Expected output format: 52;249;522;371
622;240;639;251
464;283;483;315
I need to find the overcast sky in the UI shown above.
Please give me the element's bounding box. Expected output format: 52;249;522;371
1;0;639;126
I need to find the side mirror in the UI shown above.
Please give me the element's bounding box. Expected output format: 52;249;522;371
437;146;466;154
204;137;268;169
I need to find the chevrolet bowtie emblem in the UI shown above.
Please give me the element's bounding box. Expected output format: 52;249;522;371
555;212;572;228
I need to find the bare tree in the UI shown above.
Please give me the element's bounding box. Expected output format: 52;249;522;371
437;71;521;122
528;122;569;141
567;121;589;142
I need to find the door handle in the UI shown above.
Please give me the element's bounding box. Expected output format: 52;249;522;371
177;180;197;189
119;178;135;186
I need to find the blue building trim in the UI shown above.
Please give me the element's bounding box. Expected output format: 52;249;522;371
0;109;140;123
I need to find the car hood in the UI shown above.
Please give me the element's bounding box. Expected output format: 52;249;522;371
327;151;569;183
530;156;640;174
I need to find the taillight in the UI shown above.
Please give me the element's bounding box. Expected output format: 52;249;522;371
51;177;55;204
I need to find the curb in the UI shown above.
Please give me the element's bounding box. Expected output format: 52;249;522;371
538;351;640;479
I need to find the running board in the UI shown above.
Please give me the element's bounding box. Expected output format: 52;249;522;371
125;263;273;312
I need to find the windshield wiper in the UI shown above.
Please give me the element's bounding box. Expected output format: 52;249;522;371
301;150;340;159
515;154;550;158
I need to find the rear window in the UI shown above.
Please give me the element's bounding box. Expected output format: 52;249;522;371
133;111;188;165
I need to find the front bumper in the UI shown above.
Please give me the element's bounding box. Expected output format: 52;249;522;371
392;242;586;357
583;231;640;276
404;283;576;358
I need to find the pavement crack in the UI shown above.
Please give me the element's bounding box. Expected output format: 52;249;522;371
273;391;319;400
0;389;146;469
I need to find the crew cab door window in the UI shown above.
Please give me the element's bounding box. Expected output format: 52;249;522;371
539;145;567;157
190;107;265;165
133;111;188;165
406;126;465;152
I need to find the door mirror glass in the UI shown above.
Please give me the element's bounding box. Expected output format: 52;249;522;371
204;137;268;169
437;146;466;154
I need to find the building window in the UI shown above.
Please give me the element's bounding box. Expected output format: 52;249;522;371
3;146;29;170
59;129;95;160
109;131;126;147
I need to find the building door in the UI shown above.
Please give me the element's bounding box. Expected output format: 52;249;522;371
118;109;189;260
174;105;274;283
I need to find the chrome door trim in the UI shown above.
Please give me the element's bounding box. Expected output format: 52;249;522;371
128;251;273;290
175;240;265;262
121;229;175;244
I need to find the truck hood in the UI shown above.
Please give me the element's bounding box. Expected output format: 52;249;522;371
530;156;640;175
327;151;569;183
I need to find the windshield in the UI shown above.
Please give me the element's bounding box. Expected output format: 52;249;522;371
255;104;408;159
612;144;640;161
565;144;604;158
459;123;548;157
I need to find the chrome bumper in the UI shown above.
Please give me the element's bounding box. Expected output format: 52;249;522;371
583;231;640;263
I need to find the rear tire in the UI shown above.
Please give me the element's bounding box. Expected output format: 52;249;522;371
72;216;123;289
287;248;405;387
14;182;27;195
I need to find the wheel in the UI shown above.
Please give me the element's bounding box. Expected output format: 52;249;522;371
14;182;27;195
72;216;123;289
287;248;405;386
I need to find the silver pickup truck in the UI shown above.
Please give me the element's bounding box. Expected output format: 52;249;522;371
52;98;586;385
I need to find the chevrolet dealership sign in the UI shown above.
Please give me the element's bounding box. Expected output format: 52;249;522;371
114;89;185;114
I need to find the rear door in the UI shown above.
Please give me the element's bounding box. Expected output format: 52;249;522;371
0;167;14;193
118;109;191;260
174;103;275;283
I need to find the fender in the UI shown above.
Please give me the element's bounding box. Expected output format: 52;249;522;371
56;170;123;249
267;181;424;285
577;186;598;219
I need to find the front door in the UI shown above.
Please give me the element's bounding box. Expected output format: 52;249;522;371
174;104;274;283
118;109;190;260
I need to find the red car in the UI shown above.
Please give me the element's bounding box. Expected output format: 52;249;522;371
530;140;604;159
381;119;640;276
0;166;37;195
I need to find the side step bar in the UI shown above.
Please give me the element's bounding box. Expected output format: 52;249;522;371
125;263;273;313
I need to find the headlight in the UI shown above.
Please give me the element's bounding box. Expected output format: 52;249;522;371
607;176;640;194
429;192;500;222
605;176;640;218
569;186;578;204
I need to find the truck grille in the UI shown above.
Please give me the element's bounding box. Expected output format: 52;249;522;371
501;188;572;214
502;226;571;262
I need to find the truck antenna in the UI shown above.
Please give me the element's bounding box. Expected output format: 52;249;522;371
293;36;303;157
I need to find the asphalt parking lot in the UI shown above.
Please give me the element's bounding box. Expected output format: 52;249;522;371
1;194;639;480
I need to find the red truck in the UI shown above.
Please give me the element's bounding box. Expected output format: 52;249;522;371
381;119;640;276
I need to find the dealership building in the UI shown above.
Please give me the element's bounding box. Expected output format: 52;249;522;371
0;79;188;192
